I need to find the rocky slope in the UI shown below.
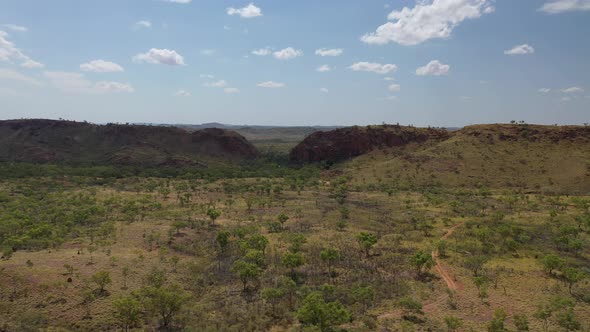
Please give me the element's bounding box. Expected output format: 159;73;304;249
0;119;260;166
289;125;451;163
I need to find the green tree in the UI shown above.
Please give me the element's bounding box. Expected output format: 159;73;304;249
464;255;489;277
216;231;231;253
142;284;187;328
356;232;378;258
444;316;463;332
320;248;340;278
513;313;529;331
556;308;581;331
91;270;111;294
113;296;142;332
410;251;434;277
297;292;351;332
563;267;585;295
277;213;289;226
487;308;508;332
248;234;269;255
206;208;221;224
282;252;305;279
232;260;261;291
542;254;563;276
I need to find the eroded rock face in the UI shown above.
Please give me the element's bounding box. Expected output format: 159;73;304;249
0;119;260;166
461;124;590;143
289;125;451;163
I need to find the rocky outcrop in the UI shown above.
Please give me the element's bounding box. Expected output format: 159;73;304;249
289;125;451;163
0;119;260;166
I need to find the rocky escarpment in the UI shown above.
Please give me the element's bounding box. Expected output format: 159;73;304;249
0;119;260;166
289;125;451;163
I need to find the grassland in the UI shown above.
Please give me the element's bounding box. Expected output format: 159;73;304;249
1;168;588;331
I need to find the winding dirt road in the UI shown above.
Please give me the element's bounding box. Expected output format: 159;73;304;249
431;221;464;290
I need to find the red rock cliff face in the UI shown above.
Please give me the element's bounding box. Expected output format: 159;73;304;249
289;125;451;163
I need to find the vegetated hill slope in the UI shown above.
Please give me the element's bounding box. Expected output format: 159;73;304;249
0;119;260;166
289;125;451;163
291;124;590;193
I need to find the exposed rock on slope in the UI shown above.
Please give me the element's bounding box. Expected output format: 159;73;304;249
289;125;451;163
0;119;260;166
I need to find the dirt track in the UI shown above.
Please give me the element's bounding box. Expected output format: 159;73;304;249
431;222;464;290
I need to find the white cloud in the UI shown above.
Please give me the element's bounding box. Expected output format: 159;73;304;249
174;89;191;97
317;65;331;72
0;68;41;85
2;24;27;32
135;20;152;29
0;30;44;69
361;0;494;46
315;48;343;57
416;60;450;76
257;81;285;88
227;3;262;18
204;80;228;88
388;84;401;92
94;81;135;93
200;74;214;79
21;59;44;69
561;96;572;102
80;60;124;73
224;25;232;31
224;87;240;94
273;47;303;60
384;77;395;81
538;88;551;93
320;88;329;93
44;71;133;94
133;48;185;66
504;44;535;55
562;86;584;93
539;0;590;14
349;62;397;74
252;47;272;56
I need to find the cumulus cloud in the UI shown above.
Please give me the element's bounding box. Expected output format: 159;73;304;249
224;87;240;94
562;86;584;93
94;81;135;93
227;3;262;18
21;59;44;69
0;30;44;68
0;68;41;85
539;0;590;14
135;20;152;29
257;81;285;88
315;48;343;57
174;90;191;97
273;47;303;60
80;60;124;73
361;0;494;46
504;44;535;55
349;62;397;74
204;80;228;88
44;71;133;94
2;24;27;32
388;84;401;92
317;65;331;72
252;47;272;56
320;88;329;93
384;77;395;81
133;48;185;65
416;60;450;76
538;88;551;93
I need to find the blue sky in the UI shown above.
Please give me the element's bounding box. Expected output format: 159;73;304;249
0;0;589;126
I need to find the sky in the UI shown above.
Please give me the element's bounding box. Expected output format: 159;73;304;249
0;0;589;127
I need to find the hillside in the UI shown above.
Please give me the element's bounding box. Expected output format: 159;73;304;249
291;124;590;194
0;119;260;167
289;125;451;163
